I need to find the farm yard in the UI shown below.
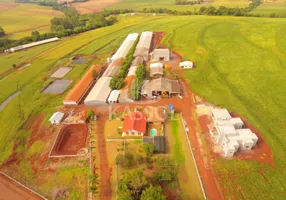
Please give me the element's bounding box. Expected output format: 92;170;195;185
0;13;286;200
0;2;62;39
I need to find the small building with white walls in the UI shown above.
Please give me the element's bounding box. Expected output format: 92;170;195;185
150;62;163;68
152;49;170;61
108;90;120;104
211;108;258;157
180;61;194;69
49;112;64;125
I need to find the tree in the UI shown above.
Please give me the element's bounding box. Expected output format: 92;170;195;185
109;75;125;90
86;109;95;121
140;186;166;200
143;143;154;157
12;64;17;68
116;153;134;168
119;170;148;199
0;26;5;37
31;31;40;41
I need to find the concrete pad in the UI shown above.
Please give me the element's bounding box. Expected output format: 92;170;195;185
42;80;73;94
50;67;72;78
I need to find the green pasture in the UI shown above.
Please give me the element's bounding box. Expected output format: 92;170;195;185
107;0;250;11
251;2;286;16
0;3;62;39
167;114;204;199
0;15;286;199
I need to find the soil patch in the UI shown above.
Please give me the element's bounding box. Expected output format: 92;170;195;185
50;67;72;78
72;58;88;65
50;124;88;156
70;0;121;14
42;80;73;94
0;2;19;12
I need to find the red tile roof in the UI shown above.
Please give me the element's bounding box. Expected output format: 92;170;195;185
122;112;147;134
64;65;101;104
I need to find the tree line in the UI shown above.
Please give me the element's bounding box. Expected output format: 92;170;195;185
0;5;117;52
175;0;203;5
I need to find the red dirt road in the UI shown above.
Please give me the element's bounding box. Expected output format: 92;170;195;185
0;172;44;200
96;115;112;200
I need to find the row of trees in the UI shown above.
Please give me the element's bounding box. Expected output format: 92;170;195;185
0;6;117;52
131;64;146;100
175;0;203;5
109;39;139;90
0;27;5;37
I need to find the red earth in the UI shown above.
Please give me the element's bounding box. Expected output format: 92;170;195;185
0;172;44;200
50;124;88;156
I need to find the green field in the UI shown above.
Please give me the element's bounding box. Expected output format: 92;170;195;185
252;2;286;16
0;3;62;39
0;15;286;199
107;0;250;11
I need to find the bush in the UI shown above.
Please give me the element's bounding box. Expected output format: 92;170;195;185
109;75;125;90
116;153;134;168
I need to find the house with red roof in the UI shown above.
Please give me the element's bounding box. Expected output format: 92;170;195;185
122;112;147;137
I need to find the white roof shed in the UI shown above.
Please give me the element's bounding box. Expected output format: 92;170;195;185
134;31;153;61
84;77;112;105
211;108;232;120
49;112;64;124
111;33;139;61
180;61;194;68
108;90;120;103
150;62;163;68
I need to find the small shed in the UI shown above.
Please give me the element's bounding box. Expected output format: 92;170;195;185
179;61;194;69
108;90;120;104
150;62;163;68
49;112;64;125
152;49;170;61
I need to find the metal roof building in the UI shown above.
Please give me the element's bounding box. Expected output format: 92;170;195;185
180;61;194;69
150;67;163;78
150;62;163;68
84;77;112;106
108;90;120;104
131;56;144;67
102;58;123;77
8;37;60;52
111;33;139;61
134;31;153;61
49;112;64;125
152;49;170;61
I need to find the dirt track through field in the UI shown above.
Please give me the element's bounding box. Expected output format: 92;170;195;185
96;115;112;200
0;172;45;200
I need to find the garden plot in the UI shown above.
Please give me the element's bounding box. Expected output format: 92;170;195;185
42;80;72;94
50;124;89;157
72;58;88;65
50;67;72;78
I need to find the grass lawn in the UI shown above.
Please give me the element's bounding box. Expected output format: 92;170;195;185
0;3;62;39
0;15;286;199
166;114;204;199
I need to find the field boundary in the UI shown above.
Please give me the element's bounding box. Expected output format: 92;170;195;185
180;113;207;200
0;171;47;200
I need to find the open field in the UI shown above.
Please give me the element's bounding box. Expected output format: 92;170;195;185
0;15;286;199
251;2;286;16
166;114;204;199
0;3;62;39
107;0;250;11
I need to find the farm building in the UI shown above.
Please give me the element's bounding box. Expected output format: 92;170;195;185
152;49;170;61
49;112;64;125
141;77;180;98
211;108;258;157
150;67;164;78
111;33;139;61
102;58;123;77
131;56;144;67
63;65;101;105
134;31;153;61
122;111;147;137
7;37;60;52
84;77;112;106
108;90;120;104
150;62;163;68
127;66;137;77
180;61;194;69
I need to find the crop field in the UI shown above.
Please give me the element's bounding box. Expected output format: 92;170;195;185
0;15;286;199
107;0;250;11
0;3;62;39
251;2;286;16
